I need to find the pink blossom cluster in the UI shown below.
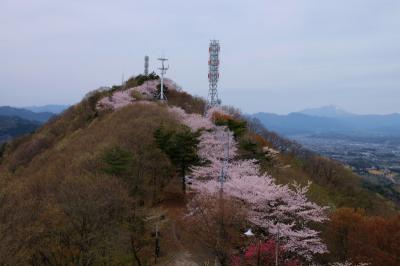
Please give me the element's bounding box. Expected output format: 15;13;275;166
190;163;328;259
97;90;134;110
131;79;159;97
97;78;180;110
184;107;329;261
168;106;214;131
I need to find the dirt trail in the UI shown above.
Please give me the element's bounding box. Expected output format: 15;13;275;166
163;251;198;266
160;197;199;265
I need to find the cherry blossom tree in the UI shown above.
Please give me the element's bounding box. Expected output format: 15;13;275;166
168;106;214;131
168;101;329;261
190;167;328;260
187;114;328;260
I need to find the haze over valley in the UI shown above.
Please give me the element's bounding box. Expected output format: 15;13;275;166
253;105;400;204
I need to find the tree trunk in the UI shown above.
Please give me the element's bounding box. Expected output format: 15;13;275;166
181;165;186;193
130;235;142;266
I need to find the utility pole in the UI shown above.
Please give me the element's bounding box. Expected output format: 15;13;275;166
121;73;126;90
157;56;169;101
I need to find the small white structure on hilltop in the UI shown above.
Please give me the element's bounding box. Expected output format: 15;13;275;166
144;55;149;75
157;56;169;101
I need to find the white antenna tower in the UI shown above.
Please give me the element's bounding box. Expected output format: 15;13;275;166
157;56;169;101
121;73;126;89
207;40;220;109
144;55;149;75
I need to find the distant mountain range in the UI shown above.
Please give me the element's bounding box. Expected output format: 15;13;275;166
24;104;69;114
252;106;400;137
0;106;55;123
0;105;68;144
299;105;354;118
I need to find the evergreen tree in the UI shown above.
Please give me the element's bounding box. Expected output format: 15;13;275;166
154;126;200;192
0;142;6;161
103;147;134;177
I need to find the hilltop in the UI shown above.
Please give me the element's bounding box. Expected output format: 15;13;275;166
0;75;398;265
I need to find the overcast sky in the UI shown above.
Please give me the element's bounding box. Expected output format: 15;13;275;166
1;0;399;114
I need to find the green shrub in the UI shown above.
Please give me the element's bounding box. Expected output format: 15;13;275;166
238;137;264;160
154;126;200;192
134;72;160;86
131;90;144;100
102;147;134;177
167;90;206;114
215;117;247;138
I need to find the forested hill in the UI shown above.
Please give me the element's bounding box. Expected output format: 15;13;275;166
0;106;55;123
0;74;398;266
0;115;40;143
0;106;55;143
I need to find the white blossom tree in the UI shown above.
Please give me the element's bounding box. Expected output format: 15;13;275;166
190;168;328;260
185;109;328;260
168;106;214;131
167;104;329;261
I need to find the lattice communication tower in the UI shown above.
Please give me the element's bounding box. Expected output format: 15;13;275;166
207;40;220;108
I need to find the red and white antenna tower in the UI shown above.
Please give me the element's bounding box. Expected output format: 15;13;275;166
207;40;220;108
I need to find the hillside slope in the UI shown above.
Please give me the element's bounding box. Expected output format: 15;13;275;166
0;75;398;265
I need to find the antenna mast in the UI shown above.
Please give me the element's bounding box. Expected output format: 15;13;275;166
144;55;149;75
157;56;169;101
207;40;220;109
121;74;126;90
